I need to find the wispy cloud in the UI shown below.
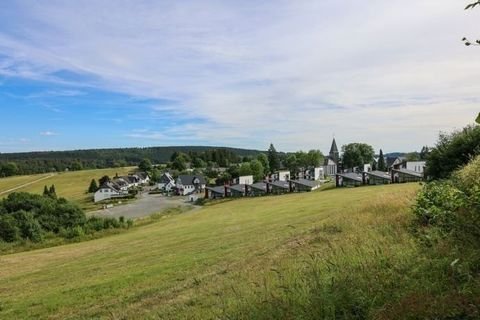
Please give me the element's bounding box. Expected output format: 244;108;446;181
0;1;479;152
40;131;58;136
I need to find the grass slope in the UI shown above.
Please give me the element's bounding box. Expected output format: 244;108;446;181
0;167;134;211
0;184;420;319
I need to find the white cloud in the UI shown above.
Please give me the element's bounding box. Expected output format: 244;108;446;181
40;131;58;136
0;0;479;151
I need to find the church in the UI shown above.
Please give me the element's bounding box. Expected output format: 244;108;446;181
323;138;339;176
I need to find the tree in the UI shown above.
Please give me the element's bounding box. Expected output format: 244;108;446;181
405;152;420;161
426;124;480;179
99;175;110;186
341;143;375;170
306;150;324;167
257;153;270;174
49;185;57;199
0;162;18;177
171;157;187;171
88;179;98;193
284;154;298;173
267;144;280;173
463;2;480;46
138;158;152;172
192;157;206;169
476;112;480;124
238;162;253;176
419;146;430;160
377;149;386;172
43;185;50;197
249;160;264;182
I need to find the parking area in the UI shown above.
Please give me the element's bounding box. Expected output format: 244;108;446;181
90;192;197;219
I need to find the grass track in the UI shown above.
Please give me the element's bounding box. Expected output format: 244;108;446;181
0;167;134;211
0;183;420;319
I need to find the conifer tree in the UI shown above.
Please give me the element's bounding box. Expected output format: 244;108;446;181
267;143;280;173
49;185;57;199
377;149;386;172
43;185;50;197
88;179;98;193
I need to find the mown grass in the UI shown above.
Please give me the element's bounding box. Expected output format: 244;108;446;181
0;183;429;319
0;167;135;211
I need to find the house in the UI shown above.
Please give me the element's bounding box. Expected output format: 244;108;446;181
94;182;128;203
134;172;150;185
391;168;424;183
274;171;290;182
205;185;228;199
229;184;249;197
157;172;175;191
113;178;130;191
303;167;324;181
270;180;291;194
176;175;207;195
364;171;391;185
335;172;363;187
386;157;405;171
291;179;321;191
397;161;426;173
249;182;268;196
234;175;254;185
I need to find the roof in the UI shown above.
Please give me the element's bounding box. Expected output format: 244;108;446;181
177;175;207;186
365;170;391;180
159;172;175;184
329;138;339;154
229;184;247;193
291;179;321;188
250;182;267;191
336;172;363;182
270;180;290;189
392;168;423;178
135;172;149;180
206;186;227;194
98;181;121;192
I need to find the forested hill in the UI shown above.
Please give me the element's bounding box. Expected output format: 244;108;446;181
0;146;263;176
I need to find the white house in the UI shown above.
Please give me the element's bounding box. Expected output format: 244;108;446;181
158;172;176;191
402;161;426;173
235;175;254;185
275;171;290;182
304;167;324;180
176;175;207;196
94;182;128;203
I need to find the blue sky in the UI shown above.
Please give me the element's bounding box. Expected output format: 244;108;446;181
0;1;479;154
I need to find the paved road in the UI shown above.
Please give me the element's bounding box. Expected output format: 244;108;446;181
90;193;197;219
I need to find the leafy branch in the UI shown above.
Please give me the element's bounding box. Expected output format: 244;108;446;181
463;1;480;46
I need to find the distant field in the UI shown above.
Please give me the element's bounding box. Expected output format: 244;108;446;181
0;167;135;211
0;183;422;319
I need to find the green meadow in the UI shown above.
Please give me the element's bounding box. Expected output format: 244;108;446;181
0;183;436;319
0;167;135;211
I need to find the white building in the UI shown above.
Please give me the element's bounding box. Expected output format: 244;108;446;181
158;172;176;191
176;175;207;196
94;182;128;203
403;161;426;173
275;171;290;182
235;175;254;185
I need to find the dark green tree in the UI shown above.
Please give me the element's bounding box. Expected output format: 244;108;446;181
49;185;57;199
341;143;375;171
306;150;324;167
267;144;280;173
88;179;98;193
257;153;270;174
249;160;264;182
43;185;50;197
138;158;152;172
377;149;386;171
99;175;110;186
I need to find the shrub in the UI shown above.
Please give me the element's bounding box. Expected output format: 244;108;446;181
0;214;20;242
12;210;43;242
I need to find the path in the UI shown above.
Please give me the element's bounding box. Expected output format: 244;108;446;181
90;192;198;219
0;174;56;196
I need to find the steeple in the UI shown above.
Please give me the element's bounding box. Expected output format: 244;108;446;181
329;138;339;163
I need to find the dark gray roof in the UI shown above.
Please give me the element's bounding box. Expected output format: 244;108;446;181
159;173;174;184
177;175;206;186
392;168;423;178
250;182;267;191
206;186;227;194
330;138;338;154
291;179;321;188
270;180;290;189
365;171;391;180
337;172;363;182
229;184;247;192
99;181;121;192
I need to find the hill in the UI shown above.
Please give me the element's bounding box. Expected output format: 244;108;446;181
0;183;427;319
0;167;134;211
0;146;263;175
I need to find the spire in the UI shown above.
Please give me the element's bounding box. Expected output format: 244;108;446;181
329;138;339;163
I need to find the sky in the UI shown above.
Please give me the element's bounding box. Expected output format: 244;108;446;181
0;0;479;154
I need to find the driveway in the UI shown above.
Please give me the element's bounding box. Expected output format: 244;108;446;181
90;192;197;219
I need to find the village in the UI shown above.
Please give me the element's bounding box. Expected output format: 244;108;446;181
92;138;426;205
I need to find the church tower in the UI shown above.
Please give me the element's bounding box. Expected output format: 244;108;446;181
329;138;339;164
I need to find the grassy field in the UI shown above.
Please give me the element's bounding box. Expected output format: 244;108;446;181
0;183;425;319
0;167;135;211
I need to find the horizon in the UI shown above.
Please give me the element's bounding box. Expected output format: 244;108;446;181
1;1;479;153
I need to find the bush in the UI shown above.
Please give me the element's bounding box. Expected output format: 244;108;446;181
0;214;20;242
12;210;43;242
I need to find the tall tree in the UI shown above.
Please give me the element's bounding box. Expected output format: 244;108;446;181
267;144;280;173
238;162;253;176
377;149;386;172
88;179;98;193
306;150;324;167
43;185;50;197
341;143;375;171
249;160;264;182
257;153;270;174
49;185;57;199
99;175;110;186
138;158;152;172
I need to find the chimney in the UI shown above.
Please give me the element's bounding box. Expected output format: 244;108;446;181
244;184;248;196
266;182;270;194
224;184;228;198
205;187;209;199
362;172;366;185
289;180;293;193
